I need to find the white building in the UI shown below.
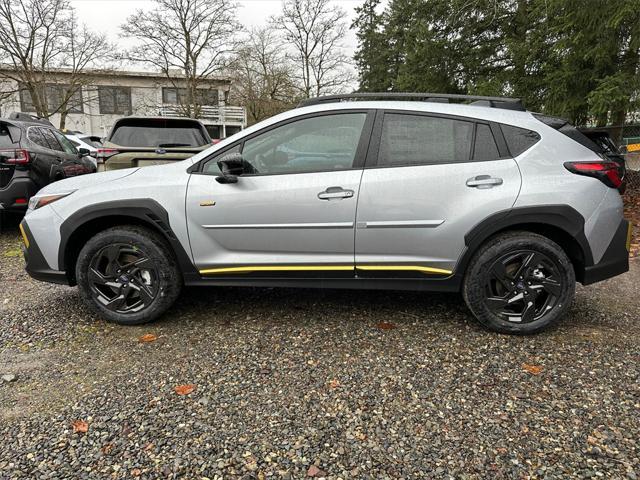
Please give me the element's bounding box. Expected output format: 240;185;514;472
0;68;246;139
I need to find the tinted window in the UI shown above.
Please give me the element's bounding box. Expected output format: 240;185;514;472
473;124;501;161
109;119;208;147
379;114;473;166
501;124;540;156
40;128;63;151
202;144;242;174
80;136;102;148
53;130;77;154
27;127;49;148
99;86;132;115
241;113;367;175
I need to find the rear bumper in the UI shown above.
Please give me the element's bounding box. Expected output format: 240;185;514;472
0;176;38;212
20;220;70;285
582;219;630;285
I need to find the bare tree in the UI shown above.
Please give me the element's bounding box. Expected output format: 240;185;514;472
0;0;69;118
272;0;354;98
232;27;298;124
0;0;113;128
121;0;241;119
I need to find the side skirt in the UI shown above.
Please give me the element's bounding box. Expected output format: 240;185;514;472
183;275;462;293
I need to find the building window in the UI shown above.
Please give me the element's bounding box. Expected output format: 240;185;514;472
162;87;218;106
20;84;84;114
98;86;132;115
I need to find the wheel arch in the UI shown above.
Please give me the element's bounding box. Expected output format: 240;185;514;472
456;205;593;283
59;199;198;285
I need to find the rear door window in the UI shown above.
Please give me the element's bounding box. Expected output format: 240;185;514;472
109;119;208;147
378;113;474;166
473;123;501;161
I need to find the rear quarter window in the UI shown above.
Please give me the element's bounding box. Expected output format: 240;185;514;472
501;124;541;157
109;119;209;147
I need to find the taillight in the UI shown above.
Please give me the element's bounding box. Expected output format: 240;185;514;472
0;148;30;165
96;148;119;163
564;161;623;189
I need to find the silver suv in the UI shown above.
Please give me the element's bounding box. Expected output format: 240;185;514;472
19;94;631;334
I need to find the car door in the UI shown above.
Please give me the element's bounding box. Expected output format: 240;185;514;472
355;110;522;277
186;110;374;277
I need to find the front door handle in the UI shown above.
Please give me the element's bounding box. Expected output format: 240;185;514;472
318;186;354;200
466;175;503;189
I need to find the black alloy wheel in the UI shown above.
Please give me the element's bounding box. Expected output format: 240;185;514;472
88;243;159;314
484;250;563;324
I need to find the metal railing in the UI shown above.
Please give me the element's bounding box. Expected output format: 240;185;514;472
158;104;247;125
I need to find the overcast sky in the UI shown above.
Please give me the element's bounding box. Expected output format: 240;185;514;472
70;0;367;61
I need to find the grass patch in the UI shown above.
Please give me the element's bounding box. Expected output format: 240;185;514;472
3;248;22;258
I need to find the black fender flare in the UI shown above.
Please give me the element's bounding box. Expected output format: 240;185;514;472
454;205;593;281
58;199;199;282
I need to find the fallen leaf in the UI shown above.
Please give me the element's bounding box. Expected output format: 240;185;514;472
522;363;543;375
143;442;155;451
131;468;142;477
355;431;367;441
174;384;196;395
101;443;113;454
328;379;340;389
138;333;158;343
376;321;396;330
307;465;326;477
72;420;89;433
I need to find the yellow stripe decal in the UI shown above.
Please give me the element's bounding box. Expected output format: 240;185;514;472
19;224;29;249
200;265;354;275
356;265;453;275
627;222;633;252
200;265;452;275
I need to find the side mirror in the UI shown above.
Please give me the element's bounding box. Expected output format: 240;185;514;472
216;153;253;184
78;147;91;157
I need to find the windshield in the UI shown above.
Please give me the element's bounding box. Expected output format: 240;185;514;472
109;119;208;147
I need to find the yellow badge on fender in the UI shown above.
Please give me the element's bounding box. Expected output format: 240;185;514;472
199;200;216;207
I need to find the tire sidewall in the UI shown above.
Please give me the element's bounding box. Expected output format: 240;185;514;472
463;233;576;334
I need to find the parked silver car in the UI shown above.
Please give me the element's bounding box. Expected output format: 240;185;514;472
19;93;630;334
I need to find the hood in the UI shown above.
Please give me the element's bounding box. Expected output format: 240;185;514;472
37;168;139;195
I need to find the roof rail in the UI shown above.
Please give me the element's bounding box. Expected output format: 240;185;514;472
298;92;525;111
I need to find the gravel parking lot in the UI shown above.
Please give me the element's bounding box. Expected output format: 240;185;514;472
1;218;639;479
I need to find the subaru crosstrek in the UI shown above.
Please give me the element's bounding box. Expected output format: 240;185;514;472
19;94;631;334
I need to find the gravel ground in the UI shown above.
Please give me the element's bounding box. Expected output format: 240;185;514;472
1;218;639;479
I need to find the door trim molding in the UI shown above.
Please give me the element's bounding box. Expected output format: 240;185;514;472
202;222;354;230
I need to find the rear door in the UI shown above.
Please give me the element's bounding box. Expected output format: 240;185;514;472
355;110;522;277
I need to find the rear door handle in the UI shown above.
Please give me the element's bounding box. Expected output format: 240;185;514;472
318;186;354;200
466;175;503;189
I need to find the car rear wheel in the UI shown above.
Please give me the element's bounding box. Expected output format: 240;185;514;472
76;225;182;325
462;231;575;334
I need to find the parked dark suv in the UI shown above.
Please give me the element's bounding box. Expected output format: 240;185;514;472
0;113;95;213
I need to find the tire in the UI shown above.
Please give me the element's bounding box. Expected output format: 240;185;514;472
75;225;182;325
462;231;575;335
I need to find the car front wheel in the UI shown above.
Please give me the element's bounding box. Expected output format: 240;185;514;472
462;231;576;334
76;225;182;325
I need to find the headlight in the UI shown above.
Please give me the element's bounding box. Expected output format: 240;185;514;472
28;191;75;211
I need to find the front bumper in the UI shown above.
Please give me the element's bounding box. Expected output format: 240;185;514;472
20;220;70;285
582;219;631;285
